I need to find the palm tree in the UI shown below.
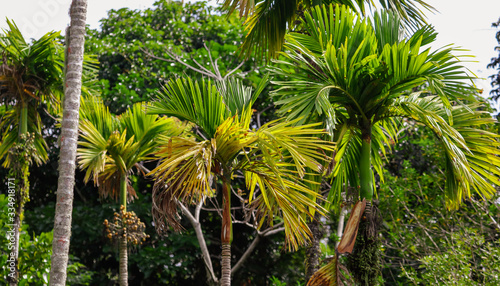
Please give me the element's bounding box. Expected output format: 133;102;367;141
77;97;184;286
221;0;435;59
49;1;88;285
0;19;64;286
147;76;334;286
271;4;500;284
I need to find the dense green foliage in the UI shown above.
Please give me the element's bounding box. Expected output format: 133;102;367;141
85;0;256;114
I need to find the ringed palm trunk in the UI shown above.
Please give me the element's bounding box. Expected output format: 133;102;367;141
119;172;128;286
220;169;232;286
49;1;87;285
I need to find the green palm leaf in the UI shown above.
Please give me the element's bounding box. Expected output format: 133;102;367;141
78;97;184;201
150;76;334;249
222;0;434;60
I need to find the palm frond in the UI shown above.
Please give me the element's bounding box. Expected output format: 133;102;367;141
221;0;434;60
150;137;214;230
149;77;227;139
394;94;500;209
78;97;183;202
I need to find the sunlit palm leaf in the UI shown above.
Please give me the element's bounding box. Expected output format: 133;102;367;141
78;97;183;202
222;0;434;60
149;77;228;139
394;94;500;208
150;75;334;248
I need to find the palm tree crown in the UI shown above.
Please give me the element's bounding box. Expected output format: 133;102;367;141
0;19;64;166
222;0;435;59
148;75;334;285
271;4;500;209
78;97;184;202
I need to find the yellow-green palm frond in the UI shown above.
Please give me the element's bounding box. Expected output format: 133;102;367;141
233;119;334;250
149;137;214;231
255;118;335;177
394;94;500;209
78;97;183;202
78;116;110;185
244;164;322;251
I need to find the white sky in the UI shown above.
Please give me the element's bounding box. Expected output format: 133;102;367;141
0;0;499;109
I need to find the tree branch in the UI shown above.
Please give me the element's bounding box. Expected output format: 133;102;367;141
177;200;218;283
231;223;285;275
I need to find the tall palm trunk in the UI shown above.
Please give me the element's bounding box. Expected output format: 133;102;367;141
119;172;128;286
8;104;30;286
49;1;87;285
220;170;232;286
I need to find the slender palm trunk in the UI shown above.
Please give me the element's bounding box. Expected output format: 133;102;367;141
119;173;128;286
49;1;87;285
220;170;232;286
8;104;29;286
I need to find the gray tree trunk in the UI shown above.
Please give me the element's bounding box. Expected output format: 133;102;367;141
49;1;87;285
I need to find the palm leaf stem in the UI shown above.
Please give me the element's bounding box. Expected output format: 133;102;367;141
19;104;28;135
359;126;373;200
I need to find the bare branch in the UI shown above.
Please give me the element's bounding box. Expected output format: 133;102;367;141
232;223;285;275
203;42;222;80
224;61;245;80
140;47;217;79
177;200;218;283
231;234;261;275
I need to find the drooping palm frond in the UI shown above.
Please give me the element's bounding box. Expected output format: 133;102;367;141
241;119;334;250
221;0;434;60
393;94;500;209
149;76;334;249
